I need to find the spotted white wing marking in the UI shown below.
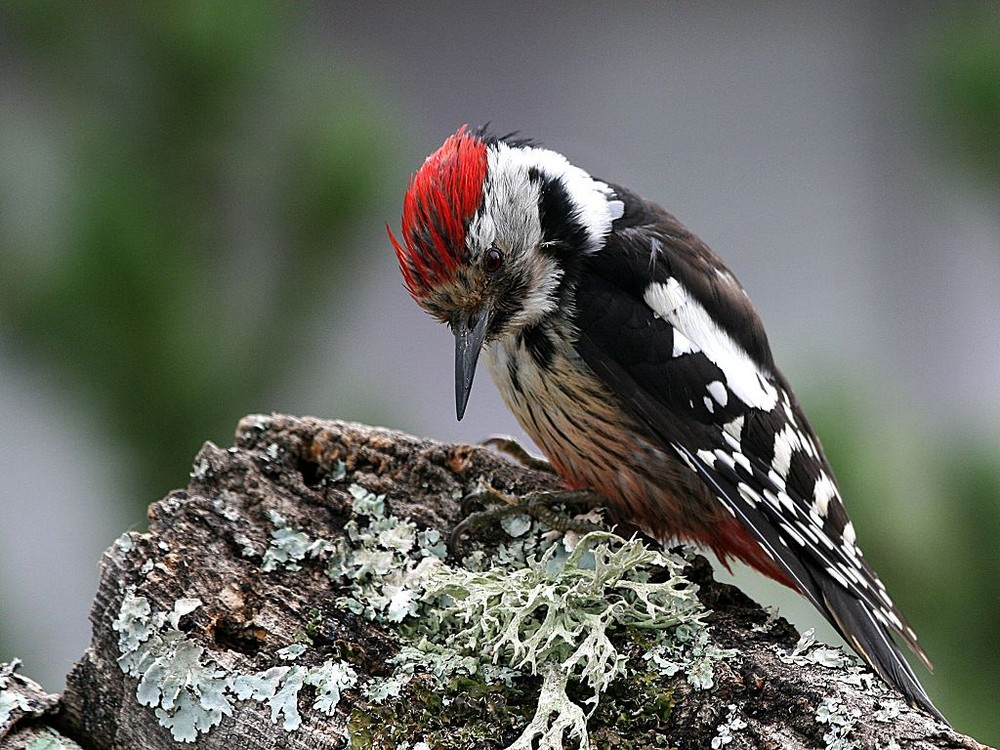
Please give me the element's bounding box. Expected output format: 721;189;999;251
678;389;899;612
573;215;940;718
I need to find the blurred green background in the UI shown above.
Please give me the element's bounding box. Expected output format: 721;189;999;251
0;1;997;744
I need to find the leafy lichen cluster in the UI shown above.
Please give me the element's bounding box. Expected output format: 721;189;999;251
327;484;736;748
112;590;357;742
710;703;749;749
0;660;31;726
407;531;706;744
0;659;30;726
815;696;860;750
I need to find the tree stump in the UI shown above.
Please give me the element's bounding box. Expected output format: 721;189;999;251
0;415;990;749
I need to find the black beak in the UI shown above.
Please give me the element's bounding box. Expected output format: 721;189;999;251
454;309;490;421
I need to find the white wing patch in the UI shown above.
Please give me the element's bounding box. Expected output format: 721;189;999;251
672;329;700;357
643;278;778;411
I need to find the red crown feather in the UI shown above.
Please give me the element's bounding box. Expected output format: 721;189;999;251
388;125;489;299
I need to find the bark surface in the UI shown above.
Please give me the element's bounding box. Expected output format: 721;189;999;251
0;415;989;749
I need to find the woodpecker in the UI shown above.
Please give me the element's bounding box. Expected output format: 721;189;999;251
389;125;943;720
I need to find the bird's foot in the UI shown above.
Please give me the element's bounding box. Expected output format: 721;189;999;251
449;482;604;554
481;435;555;473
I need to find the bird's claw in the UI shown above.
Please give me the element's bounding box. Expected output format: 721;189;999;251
448;483;604;555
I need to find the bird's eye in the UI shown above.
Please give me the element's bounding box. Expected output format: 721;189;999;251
483;246;504;276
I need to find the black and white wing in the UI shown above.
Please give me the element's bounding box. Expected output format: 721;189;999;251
571;197;941;719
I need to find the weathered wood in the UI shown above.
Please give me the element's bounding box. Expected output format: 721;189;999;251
1;415;990;749
0;661;80;750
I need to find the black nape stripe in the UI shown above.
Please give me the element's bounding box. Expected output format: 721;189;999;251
537;175;590;259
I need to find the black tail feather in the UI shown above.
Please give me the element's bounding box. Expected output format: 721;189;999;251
821;581;947;724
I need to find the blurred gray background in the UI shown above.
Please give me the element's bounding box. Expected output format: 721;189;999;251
1;1;998;742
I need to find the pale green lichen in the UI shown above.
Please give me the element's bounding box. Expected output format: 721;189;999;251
815;696;860;750
236;534;258;558
326;484;446;624
780;628;854;670
142;639;232;741
348;483;385;517
115;476;733;747
243;415;272;432
710;703;748;748
190;457;211;481
277;643;308;660
0;660;32;726
376;530;710;748
423;533;699;684
114;534;134;554
112;594;155;661
499;513;533;539
229;659;359;732
114;594;232;742
232;665;307;731
644;620;737;690
305;660;359;714
360;669;410;704
328;459;347;483
873;697;905;722
315;483;739;749
505;667;588;750
113;591;356;742
782;631;887;704
212;497;241;522
260;510;331;572
0;691;31;726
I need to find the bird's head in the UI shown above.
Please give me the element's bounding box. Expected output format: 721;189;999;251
389;125;624;419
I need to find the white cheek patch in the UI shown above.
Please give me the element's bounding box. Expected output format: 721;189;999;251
465;141;624;332
487;143;620;254
643;278;779;411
